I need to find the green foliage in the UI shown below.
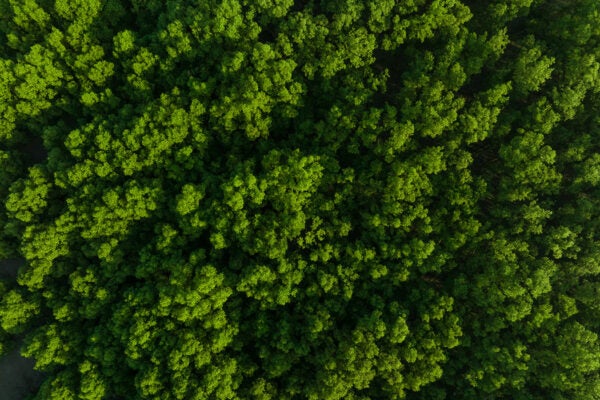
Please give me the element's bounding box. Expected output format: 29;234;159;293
0;279;16;356
0;286;39;334
1;0;600;399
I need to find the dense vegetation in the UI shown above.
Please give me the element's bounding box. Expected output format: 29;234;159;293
1;0;599;398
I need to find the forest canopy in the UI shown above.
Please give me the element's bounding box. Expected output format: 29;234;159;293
1;0;600;399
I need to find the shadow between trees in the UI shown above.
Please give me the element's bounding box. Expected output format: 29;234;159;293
0;258;45;400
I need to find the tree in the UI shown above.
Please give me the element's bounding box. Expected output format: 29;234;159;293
1;0;600;399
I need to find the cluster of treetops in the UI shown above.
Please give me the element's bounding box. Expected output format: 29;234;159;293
0;0;599;398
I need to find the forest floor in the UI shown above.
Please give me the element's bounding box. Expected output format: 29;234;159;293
0;258;44;400
0;345;44;400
